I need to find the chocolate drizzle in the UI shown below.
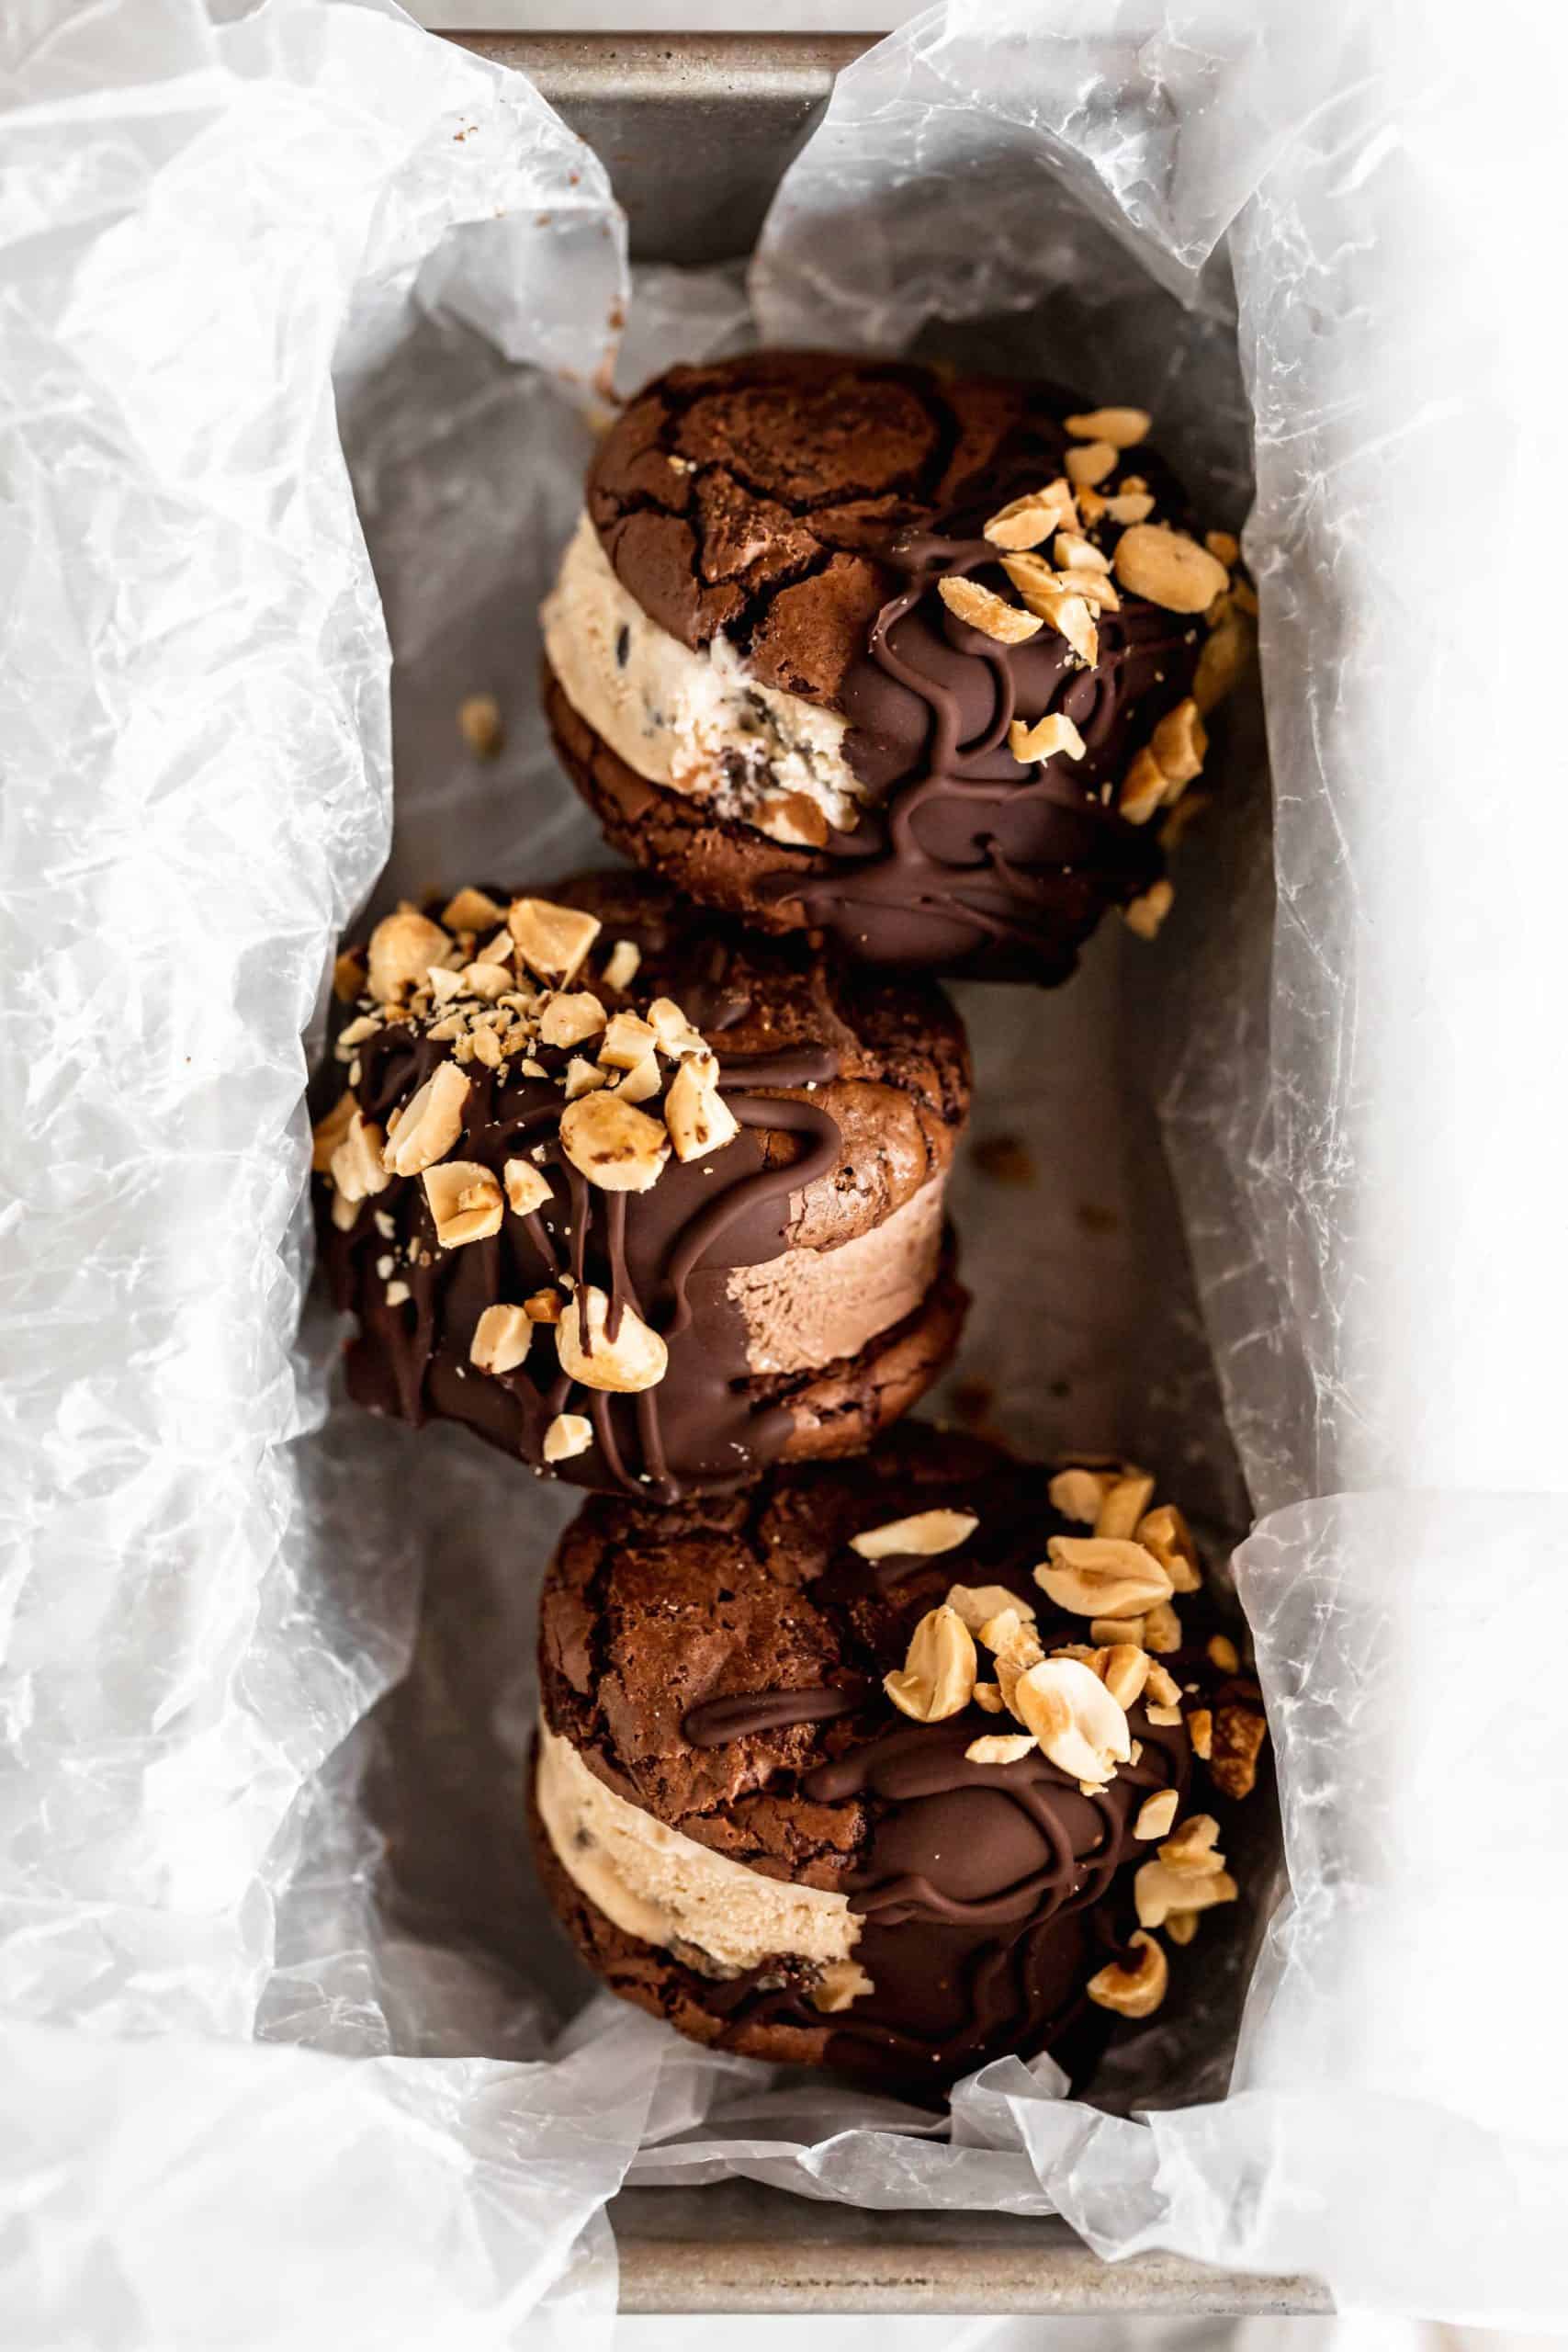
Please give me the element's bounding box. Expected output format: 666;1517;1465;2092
536;1434;1260;2094
807;1704;1183;2078
599;1689;1187;2093
320;881;969;1501
570;354;1231;984
335;1028;840;1506
682;1683;864;1747
763;526;1188;977
685;1679;1187;2086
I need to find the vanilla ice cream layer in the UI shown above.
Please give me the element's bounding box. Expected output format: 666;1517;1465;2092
542;512;868;845
731;1174;944;1377
536;1716;860;1977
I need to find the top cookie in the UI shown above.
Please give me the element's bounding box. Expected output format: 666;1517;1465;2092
543;352;1250;984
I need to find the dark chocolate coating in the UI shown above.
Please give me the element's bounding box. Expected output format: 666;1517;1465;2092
773;526;1176;975
537;1429;1265;2094
569;352;1211;982
682;1684;863;1745
319;876;969;1501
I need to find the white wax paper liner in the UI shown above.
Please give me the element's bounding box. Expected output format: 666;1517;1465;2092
0;1;641;2342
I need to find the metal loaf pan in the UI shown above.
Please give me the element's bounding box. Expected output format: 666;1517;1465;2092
443;28;1326;2321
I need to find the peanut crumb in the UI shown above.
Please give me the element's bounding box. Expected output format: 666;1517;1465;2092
458;695;504;758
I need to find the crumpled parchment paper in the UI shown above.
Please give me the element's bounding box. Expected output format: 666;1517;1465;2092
6;0;1567;2338
739;0;1568;2319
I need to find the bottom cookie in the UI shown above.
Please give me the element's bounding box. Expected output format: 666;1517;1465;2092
533;1430;1269;2099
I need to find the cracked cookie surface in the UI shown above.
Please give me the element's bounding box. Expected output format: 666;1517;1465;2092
548;352;1247;981
535;1429;1269;2094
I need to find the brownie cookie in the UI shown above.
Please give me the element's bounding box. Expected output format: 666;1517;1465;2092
533;1429;1269;2097
542;352;1252;984
314;874;969;1501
